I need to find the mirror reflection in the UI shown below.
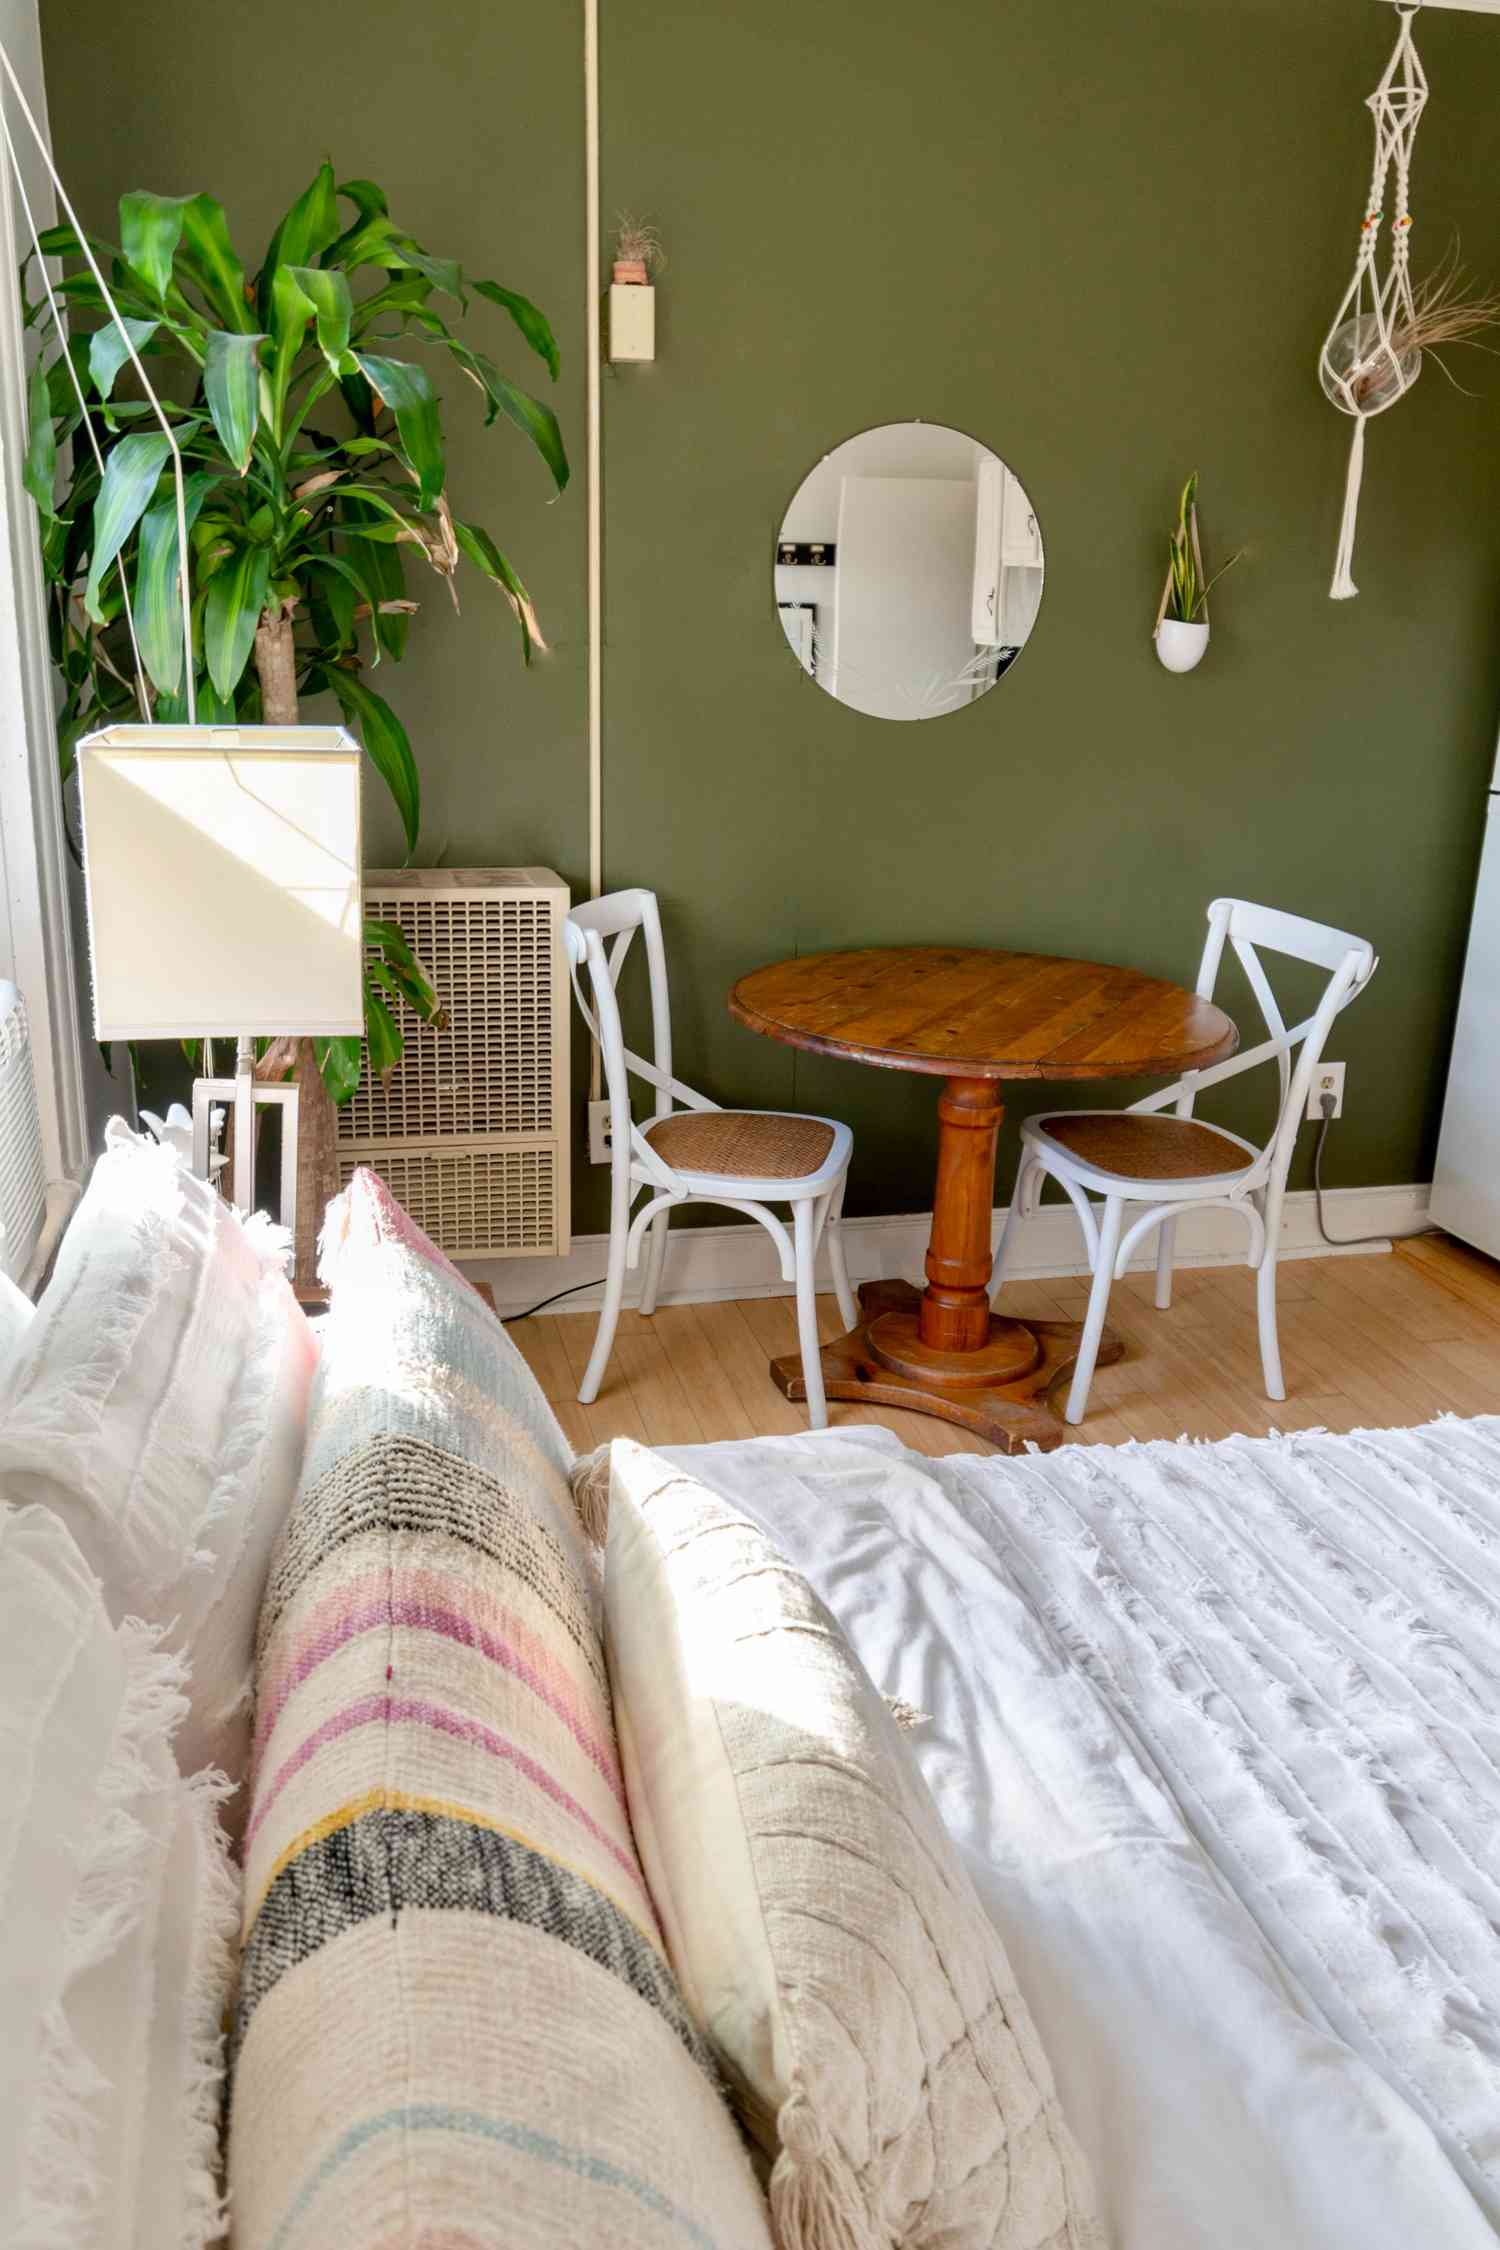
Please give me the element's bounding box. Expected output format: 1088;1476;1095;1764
774;421;1044;722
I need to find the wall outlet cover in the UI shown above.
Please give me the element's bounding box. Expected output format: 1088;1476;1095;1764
1308;1061;1346;1122
588;1098;614;1164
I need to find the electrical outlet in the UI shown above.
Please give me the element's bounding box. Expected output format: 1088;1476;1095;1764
588;1098;614;1165
1307;1061;1345;1123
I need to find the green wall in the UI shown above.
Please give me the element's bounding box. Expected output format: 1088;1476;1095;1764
44;0;1500;1237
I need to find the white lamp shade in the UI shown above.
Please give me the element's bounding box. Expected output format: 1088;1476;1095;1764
78;724;365;1040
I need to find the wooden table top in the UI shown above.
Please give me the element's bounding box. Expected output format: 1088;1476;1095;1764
728;946;1238;1083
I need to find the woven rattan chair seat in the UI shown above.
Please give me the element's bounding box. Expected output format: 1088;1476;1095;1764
1036;1112;1253;1183
644;1109;836;1181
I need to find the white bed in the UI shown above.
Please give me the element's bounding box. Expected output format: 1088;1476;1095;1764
664;1416;1500;2250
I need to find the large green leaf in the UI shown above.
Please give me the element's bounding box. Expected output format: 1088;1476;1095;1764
339;495;409;660
453;517;542;661
195;674;238;722
352;352;444;508
366;950;438;1022
203;539;271;700
285;265;353;375
257;163;339;324
394;242;464;305
444;342;567;492
83;431;172;619
203;329;264;473
302;552;365;652
365;915;424;976
336;178;387;226
177;195;251;330
485;365;568;493
471;277;560;381
313;1035;364;1105
118;191;188;302
133;469;219;693
154;670;236;723
334;361;377;434
32;220;93;260
326;666;420;851
363;988;401;1077
23;359;57;522
87;316;159;402
267;264;317;432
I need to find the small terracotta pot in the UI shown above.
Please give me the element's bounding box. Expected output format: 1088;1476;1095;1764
612;258;648;285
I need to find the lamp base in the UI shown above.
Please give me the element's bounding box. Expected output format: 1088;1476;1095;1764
190;1039;299;1260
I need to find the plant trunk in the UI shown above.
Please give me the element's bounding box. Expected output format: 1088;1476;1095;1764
253;606;299;726
248;615;344;1296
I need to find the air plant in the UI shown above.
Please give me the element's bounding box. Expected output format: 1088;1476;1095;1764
611;213;666;285
1164;473;1242;625
1350;241;1500;407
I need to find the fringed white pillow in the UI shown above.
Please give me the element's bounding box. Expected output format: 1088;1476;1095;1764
0;1503;239;2249
0;1266;34;1365
0;1119;316;1790
605;1440;1104;2250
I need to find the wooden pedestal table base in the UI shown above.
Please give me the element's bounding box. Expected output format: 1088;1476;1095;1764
769;1074;1121;1453
771;1277;1123;1453
729;945;1239;1454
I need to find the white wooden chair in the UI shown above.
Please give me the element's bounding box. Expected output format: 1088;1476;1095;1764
564;889;856;1425
989;899;1378;1425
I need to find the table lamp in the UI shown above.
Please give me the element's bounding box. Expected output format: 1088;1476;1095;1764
77;723;365;1240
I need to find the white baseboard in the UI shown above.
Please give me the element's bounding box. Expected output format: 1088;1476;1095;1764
465;1182;1432;1320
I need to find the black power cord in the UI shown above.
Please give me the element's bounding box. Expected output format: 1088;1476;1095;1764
500;1275;608;1324
1311;1092;1431;1249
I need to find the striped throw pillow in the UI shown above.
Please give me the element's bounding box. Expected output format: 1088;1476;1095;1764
228;1171;772;2250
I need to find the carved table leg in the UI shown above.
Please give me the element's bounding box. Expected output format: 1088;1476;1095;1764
768;1073;1122;1452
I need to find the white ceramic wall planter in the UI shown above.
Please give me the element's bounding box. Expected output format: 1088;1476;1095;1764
1155;618;1210;673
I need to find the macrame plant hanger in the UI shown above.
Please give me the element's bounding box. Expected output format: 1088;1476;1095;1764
1318;4;1429;600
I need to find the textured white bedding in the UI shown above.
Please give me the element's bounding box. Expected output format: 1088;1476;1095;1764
664;1416;1500;2250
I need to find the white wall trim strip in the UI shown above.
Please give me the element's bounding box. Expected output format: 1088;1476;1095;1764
468;1181;1432;1317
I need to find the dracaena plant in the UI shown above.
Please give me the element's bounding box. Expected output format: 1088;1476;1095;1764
21;162;568;1102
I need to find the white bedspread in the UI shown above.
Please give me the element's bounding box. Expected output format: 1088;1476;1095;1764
664;1417;1500;2250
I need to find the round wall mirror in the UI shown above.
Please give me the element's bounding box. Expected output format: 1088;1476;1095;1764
774;421;1044;722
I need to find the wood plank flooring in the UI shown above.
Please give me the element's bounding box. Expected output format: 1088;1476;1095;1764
509;1235;1500;1457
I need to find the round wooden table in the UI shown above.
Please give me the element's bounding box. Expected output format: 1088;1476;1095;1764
728;946;1239;1452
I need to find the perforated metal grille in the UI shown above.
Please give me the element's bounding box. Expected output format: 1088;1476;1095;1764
0;992;46;1283
344;890;557;1143
338;1145;558;1258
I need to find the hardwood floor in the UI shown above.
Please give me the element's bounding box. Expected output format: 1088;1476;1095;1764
509;1235;1500;1457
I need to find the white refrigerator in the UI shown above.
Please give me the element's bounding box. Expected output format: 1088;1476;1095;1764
1431;743;1500;1256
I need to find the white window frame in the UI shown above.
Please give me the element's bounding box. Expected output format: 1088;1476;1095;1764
0;0;95;1187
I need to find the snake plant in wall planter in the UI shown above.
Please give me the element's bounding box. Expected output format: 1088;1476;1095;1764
21;162;569;1103
1154;473;1241;674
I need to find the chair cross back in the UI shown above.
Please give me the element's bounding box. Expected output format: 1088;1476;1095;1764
990;895;1379;1428
1131;899;1378;1177
562;887;856;1425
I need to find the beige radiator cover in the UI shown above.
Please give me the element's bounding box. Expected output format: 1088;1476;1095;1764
338;868;571;1258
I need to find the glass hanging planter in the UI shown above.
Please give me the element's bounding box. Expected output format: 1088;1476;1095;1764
1318;312;1422;418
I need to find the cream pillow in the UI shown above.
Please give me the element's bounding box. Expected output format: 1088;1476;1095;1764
605;1439;1103;2250
0;1120;316;1788
0;1502;239;2249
